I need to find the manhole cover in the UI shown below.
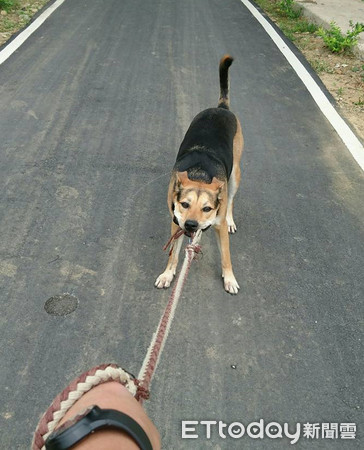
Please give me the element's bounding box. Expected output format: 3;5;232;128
44;293;78;316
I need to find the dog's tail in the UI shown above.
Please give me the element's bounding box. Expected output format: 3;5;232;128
218;55;234;110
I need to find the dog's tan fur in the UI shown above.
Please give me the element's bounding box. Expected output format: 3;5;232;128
155;56;244;294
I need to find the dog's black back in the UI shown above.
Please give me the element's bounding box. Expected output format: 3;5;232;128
174;107;237;182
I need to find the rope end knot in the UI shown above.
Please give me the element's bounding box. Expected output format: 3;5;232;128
186;243;202;259
133;379;150;401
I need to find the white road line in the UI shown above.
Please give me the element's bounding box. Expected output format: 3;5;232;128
240;0;364;172
0;0;67;66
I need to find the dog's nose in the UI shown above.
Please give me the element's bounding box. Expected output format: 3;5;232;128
184;220;198;232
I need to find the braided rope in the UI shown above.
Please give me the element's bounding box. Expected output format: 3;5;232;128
32;364;138;450
137;230;202;399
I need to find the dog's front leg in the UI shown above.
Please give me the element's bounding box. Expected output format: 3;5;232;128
155;222;184;289
214;220;240;294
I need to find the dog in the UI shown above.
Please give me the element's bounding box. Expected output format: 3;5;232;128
155;55;243;294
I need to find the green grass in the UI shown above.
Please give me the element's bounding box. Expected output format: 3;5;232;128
254;0;317;42
309;59;334;74
1;17;15;29
351;65;364;81
281;20;318;40
278;0;302;19
290;21;318;33
0;0;18;12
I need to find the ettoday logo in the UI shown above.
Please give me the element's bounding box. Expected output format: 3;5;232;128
181;420;356;444
182;420;301;444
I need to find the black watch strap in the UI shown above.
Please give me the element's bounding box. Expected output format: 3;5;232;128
45;405;153;450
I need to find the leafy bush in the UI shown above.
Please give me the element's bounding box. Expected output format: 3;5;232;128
317;21;364;53
0;0;15;12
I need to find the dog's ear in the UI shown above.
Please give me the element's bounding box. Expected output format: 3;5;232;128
209;177;225;203
176;171;189;187
211;177;224;193
174;171;190;194
172;171;186;195
210;177;224;189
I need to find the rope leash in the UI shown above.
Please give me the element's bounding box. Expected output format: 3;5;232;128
137;229;202;401
162;228;185;255
33;229;202;447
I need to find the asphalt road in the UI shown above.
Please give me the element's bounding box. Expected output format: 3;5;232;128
0;0;363;448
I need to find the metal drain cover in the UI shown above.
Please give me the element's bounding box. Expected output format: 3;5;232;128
44;293;78;316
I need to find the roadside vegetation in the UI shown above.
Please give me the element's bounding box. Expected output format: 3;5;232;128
254;0;364;141
317;21;364;54
0;0;49;47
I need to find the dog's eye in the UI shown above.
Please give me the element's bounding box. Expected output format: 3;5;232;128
181;202;189;209
202;206;213;213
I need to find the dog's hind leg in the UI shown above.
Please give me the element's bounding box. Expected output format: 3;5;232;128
226;166;240;233
155;222;184;289
226;119;243;233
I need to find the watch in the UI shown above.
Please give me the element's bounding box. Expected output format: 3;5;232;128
45;405;153;450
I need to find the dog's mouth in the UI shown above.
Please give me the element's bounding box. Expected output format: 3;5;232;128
185;226;210;238
173;215;211;235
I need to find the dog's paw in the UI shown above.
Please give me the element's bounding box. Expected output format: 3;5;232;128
228;222;237;234
223;273;240;295
226;216;237;234
155;271;174;289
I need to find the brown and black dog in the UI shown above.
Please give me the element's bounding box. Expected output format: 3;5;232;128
155;55;243;294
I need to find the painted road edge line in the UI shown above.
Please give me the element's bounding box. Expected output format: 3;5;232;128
240;0;364;172
0;0;67;66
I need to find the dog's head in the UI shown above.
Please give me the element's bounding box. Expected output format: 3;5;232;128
171;171;224;234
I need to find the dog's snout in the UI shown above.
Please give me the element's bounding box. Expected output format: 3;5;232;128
185;220;198;232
